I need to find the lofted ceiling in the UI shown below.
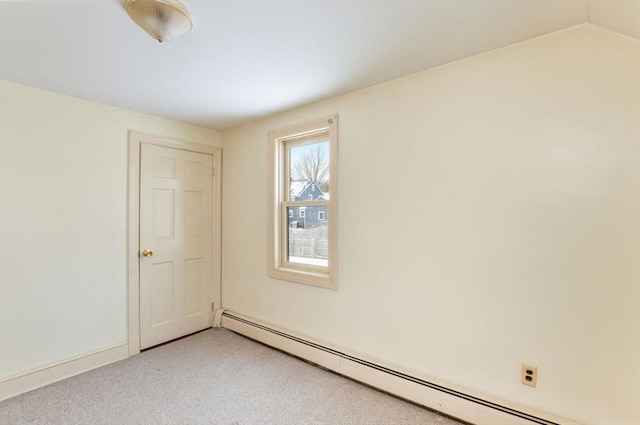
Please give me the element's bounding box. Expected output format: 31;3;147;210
0;0;638;130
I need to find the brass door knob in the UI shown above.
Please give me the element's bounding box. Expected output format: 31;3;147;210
141;249;153;257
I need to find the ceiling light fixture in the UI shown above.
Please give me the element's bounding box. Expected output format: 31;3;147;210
125;0;193;43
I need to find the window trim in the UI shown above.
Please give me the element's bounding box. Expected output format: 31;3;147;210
268;115;338;289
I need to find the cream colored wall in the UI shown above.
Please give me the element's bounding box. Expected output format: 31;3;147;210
221;25;639;425
0;81;221;378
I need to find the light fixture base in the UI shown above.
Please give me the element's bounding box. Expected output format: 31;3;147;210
125;0;193;43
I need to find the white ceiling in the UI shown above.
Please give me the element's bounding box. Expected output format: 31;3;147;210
0;0;638;130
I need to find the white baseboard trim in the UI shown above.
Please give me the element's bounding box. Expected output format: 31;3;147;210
220;310;580;425
0;342;129;401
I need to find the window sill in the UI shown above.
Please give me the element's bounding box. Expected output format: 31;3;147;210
269;266;338;290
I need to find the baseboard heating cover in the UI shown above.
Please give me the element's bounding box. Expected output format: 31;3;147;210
218;310;580;425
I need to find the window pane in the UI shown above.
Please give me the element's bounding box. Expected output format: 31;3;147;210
286;206;328;267
289;141;329;201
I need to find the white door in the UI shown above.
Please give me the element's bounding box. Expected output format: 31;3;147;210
139;143;214;349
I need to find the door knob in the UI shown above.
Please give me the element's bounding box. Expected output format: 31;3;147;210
141;249;153;257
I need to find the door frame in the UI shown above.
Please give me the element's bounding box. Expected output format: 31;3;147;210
127;131;222;355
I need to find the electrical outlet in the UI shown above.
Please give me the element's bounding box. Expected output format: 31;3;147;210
521;364;538;387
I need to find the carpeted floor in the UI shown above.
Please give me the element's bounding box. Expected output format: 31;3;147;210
0;328;464;425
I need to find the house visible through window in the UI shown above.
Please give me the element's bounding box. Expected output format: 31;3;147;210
268;115;338;289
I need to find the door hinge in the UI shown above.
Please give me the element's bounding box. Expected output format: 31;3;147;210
211;167;216;177
211;302;215;312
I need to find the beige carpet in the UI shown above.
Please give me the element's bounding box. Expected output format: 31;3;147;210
0;328;464;425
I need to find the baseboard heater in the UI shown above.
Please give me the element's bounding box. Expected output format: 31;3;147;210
216;310;579;425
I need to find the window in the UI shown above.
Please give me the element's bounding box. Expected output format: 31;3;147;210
288;210;293;218
268;115;338;289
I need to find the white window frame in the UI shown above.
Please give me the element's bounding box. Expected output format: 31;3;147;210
318;211;325;221
268;115;338;289
299;208;306;218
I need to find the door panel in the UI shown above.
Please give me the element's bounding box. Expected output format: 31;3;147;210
153;189;175;238
140;143;214;349
185;191;203;237
150;261;174;326
184;258;203;316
